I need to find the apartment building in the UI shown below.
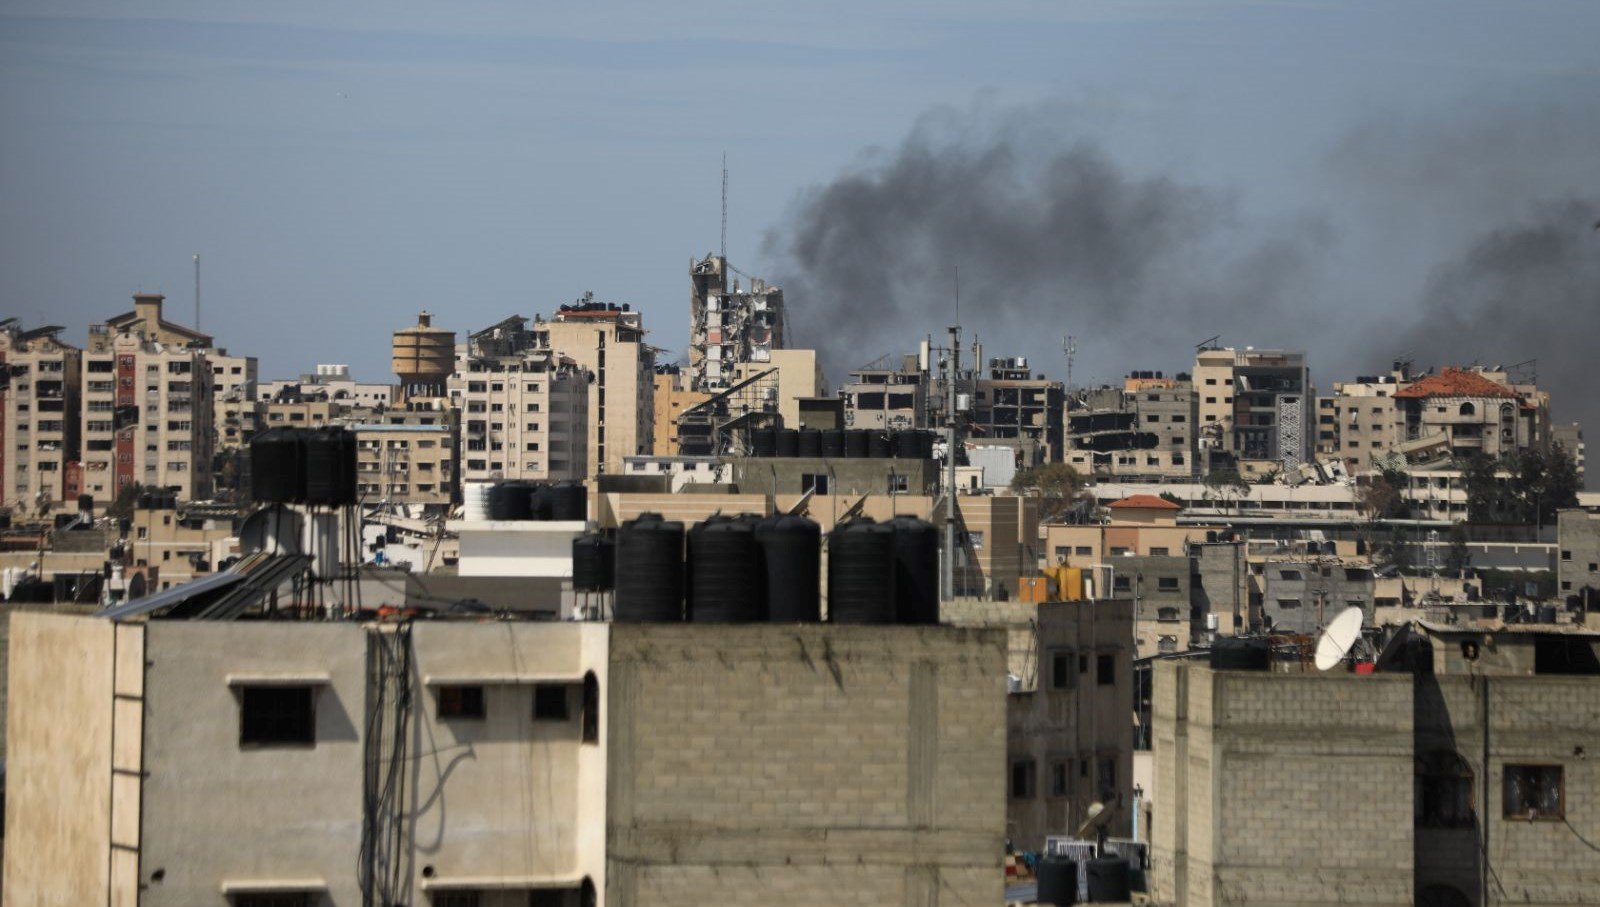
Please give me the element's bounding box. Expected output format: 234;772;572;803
687;253;786;393
352;422;455;506
1395;367;1548;463
1315;368;1406;466
81;294;216;503
453;316;591;483
840;355;928;431
1257;554;1377;635
972;356;1064;465
6;613;1006;906
533;298;653;477
1193;346;1313;474
1152;623;1600;906
0;320;82;512
259;364;395;412
1065;372;1197;480
649;366;709;455
1007;599;1135;851
207;352;258;451
1557;508;1600;615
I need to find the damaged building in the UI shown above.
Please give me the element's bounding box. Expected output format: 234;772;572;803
1064;371;1196;481
687;254;786;394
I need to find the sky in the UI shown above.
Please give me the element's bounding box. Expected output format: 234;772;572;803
2;1;1597;420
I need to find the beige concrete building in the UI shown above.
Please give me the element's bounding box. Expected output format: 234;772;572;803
353;423;455;506
686;254;786;393
82;294;216;503
453;320;590;483
1007;599;1135;851
972;357;1064;465
649;367;708;455
841;355;928;432
729;348;826;430
1066;375;1197;480
5;613;1006;906
1152;623;1600;907
1193;346;1313;474
208;351;258;451
0;321;82;512
534;299;654;477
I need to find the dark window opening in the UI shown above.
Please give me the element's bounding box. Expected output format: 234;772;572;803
432;893;481;907
1097;654;1115;686
437;685;485;720
1504;764;1563;820
234;894;317;907
1158;577;1179;592
239;685;315;747
1097;756;1117;802
1010;759;1036;800
534;684;570;721
582;673;600;744
1051;760;1070;798
1051;651;1073;690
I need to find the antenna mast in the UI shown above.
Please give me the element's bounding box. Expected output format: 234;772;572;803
193;253;201;331
720;153;728;265
1063;334;1077;396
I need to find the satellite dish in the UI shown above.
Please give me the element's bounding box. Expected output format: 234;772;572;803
238;505;304;557
1314;606;1365;671
1076;800;1113;838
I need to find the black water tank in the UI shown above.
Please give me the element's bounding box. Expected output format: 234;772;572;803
776;428;800;457
614;513;685;621
547;482;587;521
917;430;936;459
820;429;845;458
756;514;821;622
888;516;940;624
844;429;871;458
572;534;615;592
828;518;896;623
1210;637;1272;671
798;428;823;457
304;428;357;507
77;493;93;514
751;428;778;457
894;430;921;459
251;427;305;504
488;482;532;520
688;515;763;622
1037;855;1078;905
868;430;893;458
528;483;554;520
1085;857;1130;902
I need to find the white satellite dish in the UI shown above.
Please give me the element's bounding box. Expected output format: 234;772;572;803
1314;606;1365;671
1076;800;1113;839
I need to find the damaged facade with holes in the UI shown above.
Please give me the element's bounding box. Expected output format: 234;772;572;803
5;609;1006;906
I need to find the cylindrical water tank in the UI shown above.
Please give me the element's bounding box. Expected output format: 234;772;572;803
614;513;685;621
751;428;778;457
488;482;531;520
1085;857;1130;902
77;493;93;515
527;483;553;521
251;427;305;504
756;514;821;622
869;431;893;459
775;428;800;458
844;429;871;458
819;429;845;458
893;430;921;459
462;482;492;521
572;534;615;592
797;428;822;458
547;482;587;521
688;515;763;622
887;516;940;624
917;430;936;459
827;518;896;623
1037;855;1078;905
1210;637;1272;671
304;428;357;507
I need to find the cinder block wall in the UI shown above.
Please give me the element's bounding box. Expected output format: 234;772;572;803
605;624;1007;906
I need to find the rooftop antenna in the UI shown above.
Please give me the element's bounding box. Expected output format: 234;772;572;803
1196;334;1221;352
1314;605;1365;671
720;153;728;266
1063;334;1077;396
193;253;201;331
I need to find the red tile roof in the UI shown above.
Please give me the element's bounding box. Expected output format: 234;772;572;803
1108;494;1182;511
1394;368;1517;399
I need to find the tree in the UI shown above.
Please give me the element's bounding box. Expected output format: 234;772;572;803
1011;462;1088;521
1357;473;1402;523
107;482;145;521
1203;468;1249;514
1444;521;1471;576
1463;447;1579;526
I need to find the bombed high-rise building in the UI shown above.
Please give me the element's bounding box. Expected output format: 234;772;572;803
688;254;786;394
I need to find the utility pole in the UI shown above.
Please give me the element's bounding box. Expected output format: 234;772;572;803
943;322;961;601
720;153;728;266
193;253;201;331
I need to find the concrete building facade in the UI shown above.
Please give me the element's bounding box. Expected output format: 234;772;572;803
5;613;1007;907
973;357;1064;465
686;254;786;394
453;320;590;484
82;294;216;503
0;321;83;512
1193;346;1313;475
649;366;708;456
1065;374;1196;481
534;299;654;477
353;423;456;506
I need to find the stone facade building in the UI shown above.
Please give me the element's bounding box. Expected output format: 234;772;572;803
0;321;82;511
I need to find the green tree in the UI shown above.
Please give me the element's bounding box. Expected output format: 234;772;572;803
1011;462;1088;521
107;482;145;521
1444;521;1471;576
1203;468;1249;514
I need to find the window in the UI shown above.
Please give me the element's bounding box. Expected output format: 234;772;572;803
234;894;317;907
1503;765;1563;820
886;474;909;493
1280;569;1302;580
534;684;570;721
437;685;485;720
1075;546;1093;556
1051;760;1070;798
1097;756;1117;801
1561;550;1573;561
1050;651;1074;690
1110;546;1129;557
1416;751;1474;829
1149;547;1170;557
239;685;316;746
800;474;829;494
1157;606;1181;622
1078;655;1089;674
1010;759;1036;799
1157;577;1179;592
1278;598;1302;609
1113;576;1131;592
1097;654;1115;686
582;673;600;744
431;894;481;907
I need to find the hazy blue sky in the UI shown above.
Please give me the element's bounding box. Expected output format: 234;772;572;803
3;1;1597;397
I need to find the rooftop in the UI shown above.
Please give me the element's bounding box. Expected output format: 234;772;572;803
1107;494;1181;511
1394;367;1517;400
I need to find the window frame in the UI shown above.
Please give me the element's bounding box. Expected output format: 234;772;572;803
1503;764;1564;821
436;685;486;721
238;684;317;748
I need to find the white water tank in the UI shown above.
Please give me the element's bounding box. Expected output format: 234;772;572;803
463;482;492;521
